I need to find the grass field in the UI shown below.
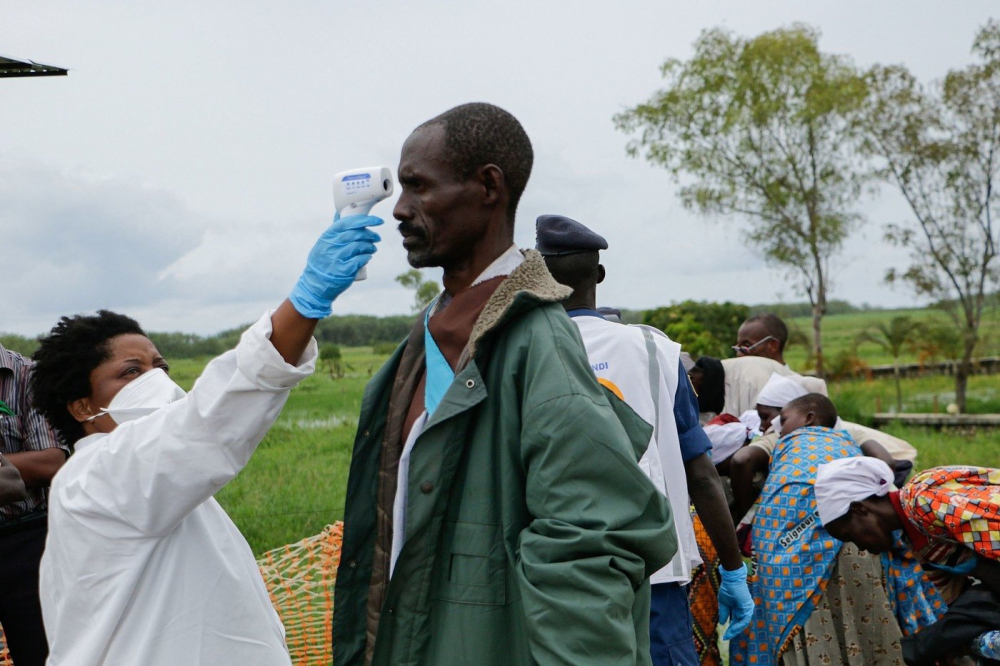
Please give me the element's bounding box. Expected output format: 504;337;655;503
168;349;386;555
782;305;1000;368
165;345;1000;557
828;373;1000;420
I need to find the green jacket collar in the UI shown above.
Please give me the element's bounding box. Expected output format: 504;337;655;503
465;249;571;361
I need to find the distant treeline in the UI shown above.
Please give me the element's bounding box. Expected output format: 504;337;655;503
748;300;867;318
1;314;419;360
0;299;945;361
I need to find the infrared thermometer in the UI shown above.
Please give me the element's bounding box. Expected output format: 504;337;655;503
333;167;395;281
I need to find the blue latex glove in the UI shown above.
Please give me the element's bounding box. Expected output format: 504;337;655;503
926;554;978;575
718;562;755;640
289;213;383;319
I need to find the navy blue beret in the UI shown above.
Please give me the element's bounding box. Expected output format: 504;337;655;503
535;214;608;256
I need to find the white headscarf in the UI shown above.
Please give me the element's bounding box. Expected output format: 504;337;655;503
815;457;895;526
738;409;762;435
703;423;747;463
755;373;809;408
703;410;762;463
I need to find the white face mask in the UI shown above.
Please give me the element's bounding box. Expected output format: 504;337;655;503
771;414;783;436
86;368;186;425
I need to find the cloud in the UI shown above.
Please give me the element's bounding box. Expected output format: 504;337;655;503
0;160;420;335
0;162;209;329
6;0;973;335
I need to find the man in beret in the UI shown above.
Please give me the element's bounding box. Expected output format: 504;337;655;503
332;106;676;666
537;214;754;666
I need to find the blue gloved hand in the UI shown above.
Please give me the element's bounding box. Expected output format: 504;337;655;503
289;213;383;319
718;562;755;640
926;554;978;575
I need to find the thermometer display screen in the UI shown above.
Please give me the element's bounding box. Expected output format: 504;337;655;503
341;173;372;194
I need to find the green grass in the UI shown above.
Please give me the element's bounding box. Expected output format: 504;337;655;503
782;306;1000;368
828;373;1000;421
168;347;393;555
169;345;999;556
881;424;1000;470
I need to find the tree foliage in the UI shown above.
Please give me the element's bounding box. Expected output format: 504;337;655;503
314;315;414;347
319;343;346;379
0;333;40;358
860;20;1000;411
615;24;872;376
749;299;861;318
643;300;749;358
396;269;440;314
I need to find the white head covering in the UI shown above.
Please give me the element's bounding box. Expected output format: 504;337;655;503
703;423;748;463
703;410;763;463
738;409;762;435
755;373;809;408
815;457;895;526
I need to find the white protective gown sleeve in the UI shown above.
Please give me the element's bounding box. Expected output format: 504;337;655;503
40;312;316;666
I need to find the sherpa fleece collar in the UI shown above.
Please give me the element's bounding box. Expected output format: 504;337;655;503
465;249;571;361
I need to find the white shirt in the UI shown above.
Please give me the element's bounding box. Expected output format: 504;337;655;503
571;316;702;585
40;313;316;666
390;245;524;576
721;356;796;416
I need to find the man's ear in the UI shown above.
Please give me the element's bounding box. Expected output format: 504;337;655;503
67;397;96;424
479;164;505;207
803;410;819;427
597;264;606;284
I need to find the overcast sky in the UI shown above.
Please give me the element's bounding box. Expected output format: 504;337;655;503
2;1;996;335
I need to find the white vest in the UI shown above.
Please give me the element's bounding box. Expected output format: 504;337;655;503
572;316;702;585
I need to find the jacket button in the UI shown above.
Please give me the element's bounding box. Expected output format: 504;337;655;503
362;429;370;437
349;559;357;569
465;379;475;388
420;482;434;494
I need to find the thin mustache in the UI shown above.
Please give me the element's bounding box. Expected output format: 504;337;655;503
397;223;425;237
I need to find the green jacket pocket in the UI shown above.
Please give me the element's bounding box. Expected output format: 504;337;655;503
437;521;506;606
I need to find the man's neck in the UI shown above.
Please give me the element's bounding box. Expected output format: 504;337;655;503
879;496;905;532
561;296;596;312
758;352;785;365
441;238;514;295
560;284;597;313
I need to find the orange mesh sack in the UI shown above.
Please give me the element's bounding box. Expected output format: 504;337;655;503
0;628;10;666
257;522;344;665
0;524;343;666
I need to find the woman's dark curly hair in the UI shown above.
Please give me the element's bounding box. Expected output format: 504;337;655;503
31;310;145;448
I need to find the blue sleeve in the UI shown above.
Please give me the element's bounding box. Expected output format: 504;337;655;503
674;365;712;462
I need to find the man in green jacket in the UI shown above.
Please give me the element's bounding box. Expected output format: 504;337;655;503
332;103;677;665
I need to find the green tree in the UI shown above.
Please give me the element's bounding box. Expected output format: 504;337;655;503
643;300;749;358
854;316;925;411
319;343;344;379
395;269;440;314
859;20;1000;412
914;320;968;366
314;315;414;347
0;333;40;357
615;25;872;378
